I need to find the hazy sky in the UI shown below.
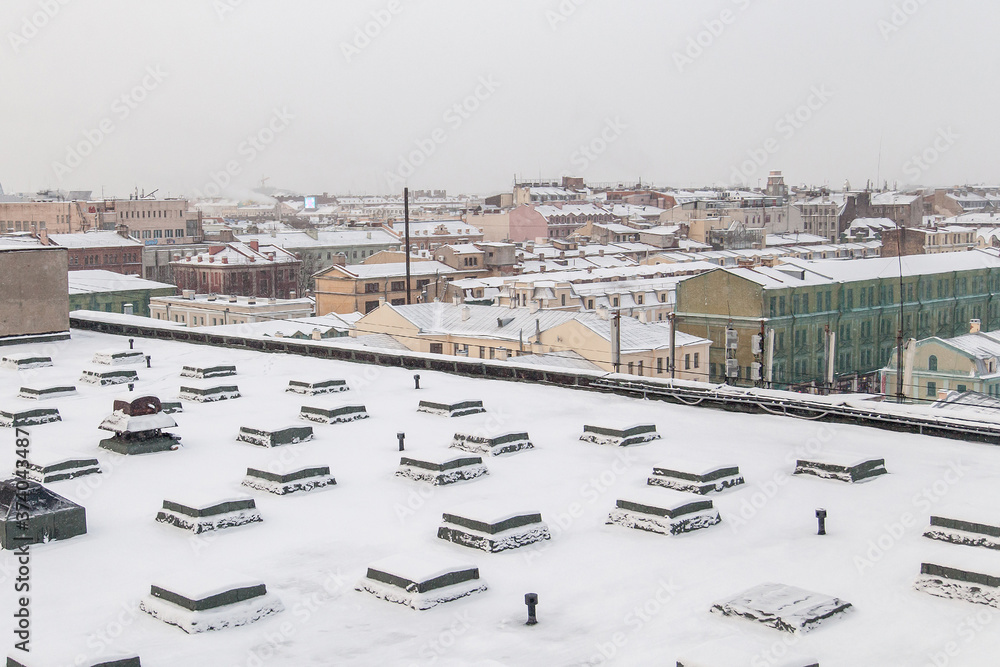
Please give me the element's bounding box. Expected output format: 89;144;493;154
2;0;998;199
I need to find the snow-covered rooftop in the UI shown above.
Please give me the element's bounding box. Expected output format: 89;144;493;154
5;329;1000;664
67;270;175;295
46;232;143;249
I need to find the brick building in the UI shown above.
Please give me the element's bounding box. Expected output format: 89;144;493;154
0;198;201;243
170;241;301;299
41;231;143;274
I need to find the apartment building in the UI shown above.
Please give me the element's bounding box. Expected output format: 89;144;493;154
0;198;201;242
879;326;1000;401
881;226;976;256
171;241;301;299
41;231;143;274
314;261;458;314
150;292;313;327
354;302;711;379
675;251;1000;389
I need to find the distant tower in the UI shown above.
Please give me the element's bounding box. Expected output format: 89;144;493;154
844;180;851;192
765;171;788;197
0;182;5;196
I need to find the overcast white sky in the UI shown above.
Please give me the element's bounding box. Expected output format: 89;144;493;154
2;0;997;199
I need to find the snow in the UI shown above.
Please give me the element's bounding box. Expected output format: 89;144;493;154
6;329;1000;664
99;411;177;434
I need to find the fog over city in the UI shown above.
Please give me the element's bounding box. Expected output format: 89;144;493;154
2;0;997;197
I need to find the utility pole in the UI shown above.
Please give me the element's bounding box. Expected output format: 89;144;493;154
896;225;906;403
404;188;412;305
611;309;621;373
668;312;676;379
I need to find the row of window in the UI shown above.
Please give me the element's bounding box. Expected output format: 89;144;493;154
4;220;47;231
770;276;1000;318
140;229;186;239
120;209;183;219
71;252;140;266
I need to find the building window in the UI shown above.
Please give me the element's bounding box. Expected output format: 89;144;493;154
364;300;379;313
694;353;699;368
657;358;663;374
390;281;405;291
684;354;691;370
391;298;405;306
430;343;444;354
928;355;938;371
364;282;380;294
958;384;967;393
926;381;936;397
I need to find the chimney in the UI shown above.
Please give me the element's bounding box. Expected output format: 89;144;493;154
971;319;982;334
248;240;259;252
496;347;509;361
229;295;238;303
182;290;195;300
209;246;225;255
222;257;229;264
461;306;471;321
311;328;323;340
530;301;540;313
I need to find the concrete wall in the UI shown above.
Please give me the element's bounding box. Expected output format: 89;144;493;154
0;247;69;341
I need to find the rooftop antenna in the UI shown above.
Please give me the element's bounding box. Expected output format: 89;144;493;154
876;133;884;194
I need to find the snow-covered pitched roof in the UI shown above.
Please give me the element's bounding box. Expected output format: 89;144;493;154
47;232;143;248
172;242;299;266
68;270;175;295
324;261;456;279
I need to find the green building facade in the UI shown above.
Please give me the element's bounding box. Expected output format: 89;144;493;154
68;271;176;317
675;252;1000;390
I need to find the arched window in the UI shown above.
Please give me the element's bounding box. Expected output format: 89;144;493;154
928;355;938;372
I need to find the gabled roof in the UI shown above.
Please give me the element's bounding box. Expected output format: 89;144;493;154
319;261;456;280
379;303;708;352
